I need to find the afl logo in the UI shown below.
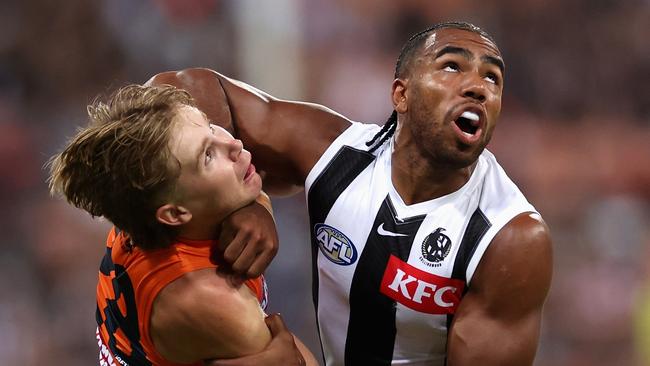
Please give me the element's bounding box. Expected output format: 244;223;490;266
420;228;452;266
314;224;358;265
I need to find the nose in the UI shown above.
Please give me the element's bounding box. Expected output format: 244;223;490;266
227;138;244;161
461;75;487;103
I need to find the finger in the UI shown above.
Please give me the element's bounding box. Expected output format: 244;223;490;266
231;239;260;274
246;247;276;278
265;313;290;337
216;224;237;252
221;230;249;264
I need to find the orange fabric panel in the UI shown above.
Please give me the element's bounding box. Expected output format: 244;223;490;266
96;227;267;366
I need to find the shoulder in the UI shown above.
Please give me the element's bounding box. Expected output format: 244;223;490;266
473;151;537;236
478;150;529;200
150;268;270;363
471;212;553;314
447;213;552;365
491;213;552;269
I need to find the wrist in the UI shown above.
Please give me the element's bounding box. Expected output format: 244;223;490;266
255;191;274;218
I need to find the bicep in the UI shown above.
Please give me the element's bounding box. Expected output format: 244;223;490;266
447;213;553;366
447;289;544;365
220;74;351;191
151;269;271;363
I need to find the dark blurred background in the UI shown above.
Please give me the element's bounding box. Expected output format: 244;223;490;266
1;0;648;365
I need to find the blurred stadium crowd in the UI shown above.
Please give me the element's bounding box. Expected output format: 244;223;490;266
0;0;648;365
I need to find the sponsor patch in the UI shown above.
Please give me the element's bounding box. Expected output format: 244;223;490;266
314;223;358;265
380;255;464;314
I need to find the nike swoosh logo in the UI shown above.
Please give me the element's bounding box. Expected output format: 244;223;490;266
377;223;408;237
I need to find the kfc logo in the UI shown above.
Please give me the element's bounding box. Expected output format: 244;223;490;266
380;255;465;314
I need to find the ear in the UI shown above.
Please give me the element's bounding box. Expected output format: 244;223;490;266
155;204;192;226
391;79;408;114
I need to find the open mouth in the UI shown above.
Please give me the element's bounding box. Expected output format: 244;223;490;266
244;163;256;181
454;111;480;136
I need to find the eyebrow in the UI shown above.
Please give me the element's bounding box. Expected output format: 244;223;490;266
435;46;505;75
200;110;210;123
481;55;505;75
435;46;471;60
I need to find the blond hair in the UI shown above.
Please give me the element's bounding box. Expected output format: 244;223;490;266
48;84;195;249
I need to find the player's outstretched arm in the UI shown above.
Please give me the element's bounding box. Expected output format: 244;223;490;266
146;67;350;196
446;213;553;366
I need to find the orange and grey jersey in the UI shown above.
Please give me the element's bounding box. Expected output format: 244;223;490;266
304;122;537;365
96;228;268;366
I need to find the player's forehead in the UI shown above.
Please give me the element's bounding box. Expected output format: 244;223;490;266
175;104;208;127
421;28;501;58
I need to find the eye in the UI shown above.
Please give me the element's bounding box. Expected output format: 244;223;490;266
484;72;500;85
443;62;459;73
205;148;213;164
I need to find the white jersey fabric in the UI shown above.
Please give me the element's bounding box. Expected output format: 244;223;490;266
304;121;537;366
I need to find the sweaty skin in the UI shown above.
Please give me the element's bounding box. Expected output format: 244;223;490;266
147;28;553;365
391;30;504;204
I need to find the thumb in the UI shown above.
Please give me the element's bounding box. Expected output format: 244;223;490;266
265;313;289;337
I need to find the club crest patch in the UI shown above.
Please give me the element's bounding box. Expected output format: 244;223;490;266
419;228;452;267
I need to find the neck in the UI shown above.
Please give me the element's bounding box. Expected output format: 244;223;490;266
391;128;475;206
176;219;221;242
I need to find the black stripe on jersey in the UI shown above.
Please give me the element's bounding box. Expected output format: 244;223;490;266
308;146;375;225
96;304;103;327
307;145;375;362
345;196;426;365
99;247;114;275
451;208;491;284
98;247;152;365
445;208;491;330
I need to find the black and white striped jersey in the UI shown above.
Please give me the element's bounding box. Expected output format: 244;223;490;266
304;122;537;366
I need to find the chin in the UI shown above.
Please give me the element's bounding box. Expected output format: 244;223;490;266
249;175;263;195
440;144;484;169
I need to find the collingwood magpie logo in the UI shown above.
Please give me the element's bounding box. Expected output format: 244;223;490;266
419;228;452;267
